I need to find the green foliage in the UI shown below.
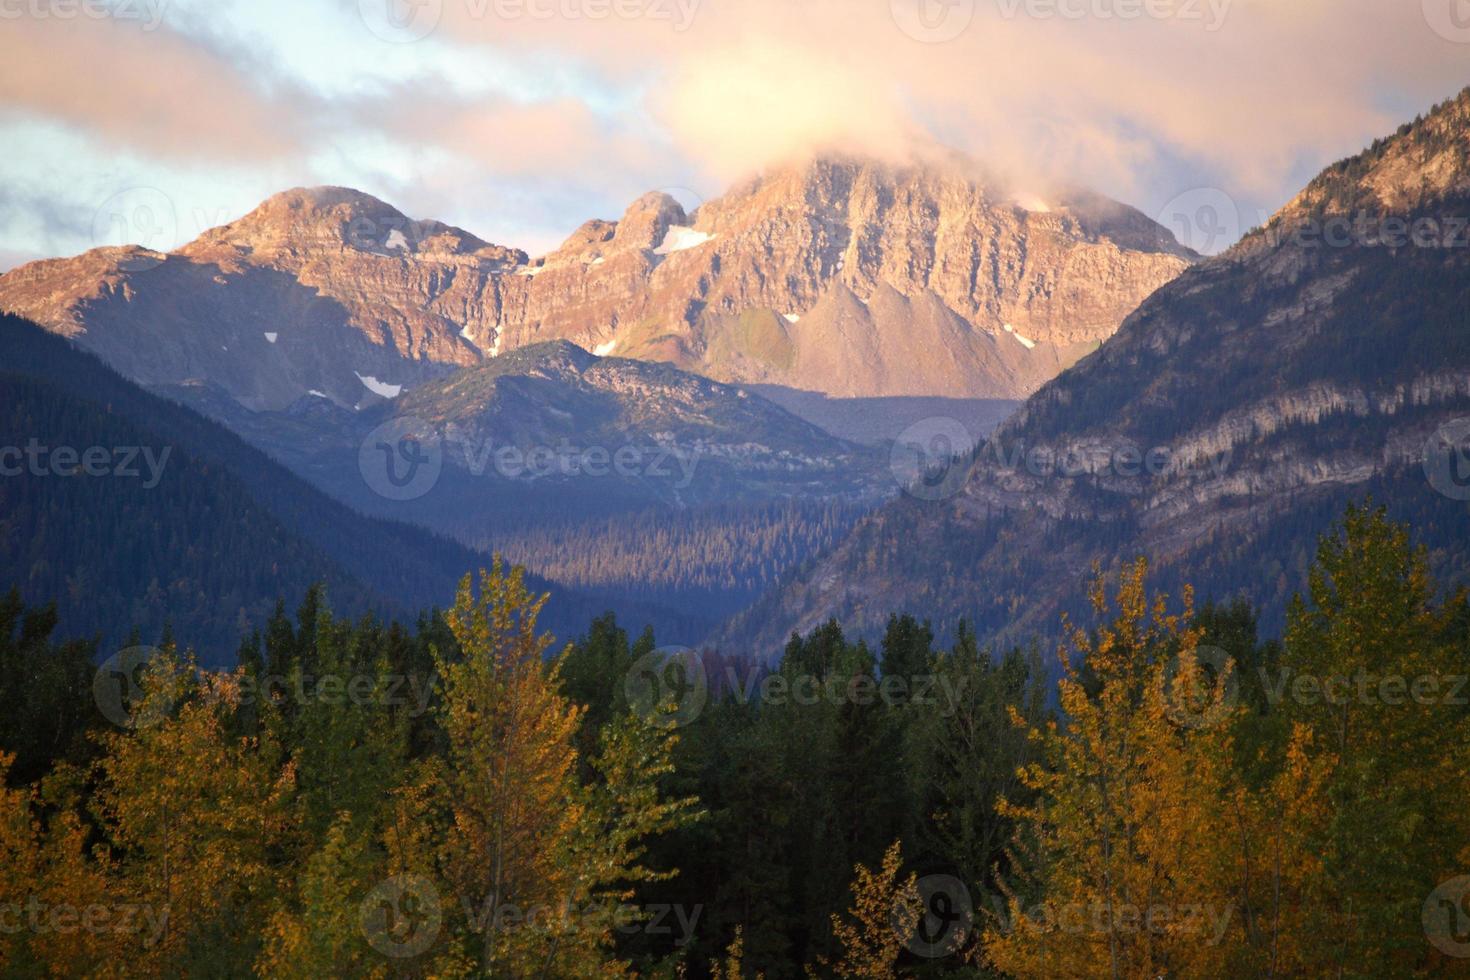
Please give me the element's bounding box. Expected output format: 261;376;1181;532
0;504;1465;976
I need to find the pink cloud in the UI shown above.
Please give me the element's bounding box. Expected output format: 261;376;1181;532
0;16;302;161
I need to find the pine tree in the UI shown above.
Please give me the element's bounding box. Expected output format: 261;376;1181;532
1276;503;1470;975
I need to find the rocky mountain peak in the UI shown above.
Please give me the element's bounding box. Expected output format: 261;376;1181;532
1257;86;1470;239
0;143;1197;412
614;192;688;251
184;185;518;262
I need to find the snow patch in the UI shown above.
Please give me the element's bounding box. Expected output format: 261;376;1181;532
653;226;715;255
1003;323;1036;349
782;312;801;323
519;264;546;276
355;372;402;399
308;390;327;399
263;332;277;344
385;229;410;251
589;256;605;266
593;340;617;356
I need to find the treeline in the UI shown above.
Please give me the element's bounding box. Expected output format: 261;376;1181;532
472;499;869;625
2;503;1468;976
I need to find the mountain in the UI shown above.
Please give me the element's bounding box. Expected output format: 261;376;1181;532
151;340;891;636
718;87;1470;654
491;155;1195;401
166;338;889;526
0;153;1194;423
0;187;516;411
0;315;685;660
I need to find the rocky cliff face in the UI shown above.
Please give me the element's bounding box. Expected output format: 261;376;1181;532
0;187;518;410
718;87;1470;654
493;154;1195;398
0;154;1193;412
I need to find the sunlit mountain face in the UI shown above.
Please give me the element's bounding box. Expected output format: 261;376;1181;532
2;5;1469;977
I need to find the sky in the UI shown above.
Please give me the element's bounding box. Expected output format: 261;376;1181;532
0;0;1467;268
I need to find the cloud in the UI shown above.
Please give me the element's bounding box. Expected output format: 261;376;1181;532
2;0;1467;262
425;0;1469;211
0;15;306;161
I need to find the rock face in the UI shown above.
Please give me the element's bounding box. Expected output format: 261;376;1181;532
717;87;1470;655
0;154;1193;412
0;187;521;410
493;154;1195;398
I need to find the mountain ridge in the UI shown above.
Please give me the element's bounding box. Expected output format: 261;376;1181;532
0;149;1195;419
715;86;1470;654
